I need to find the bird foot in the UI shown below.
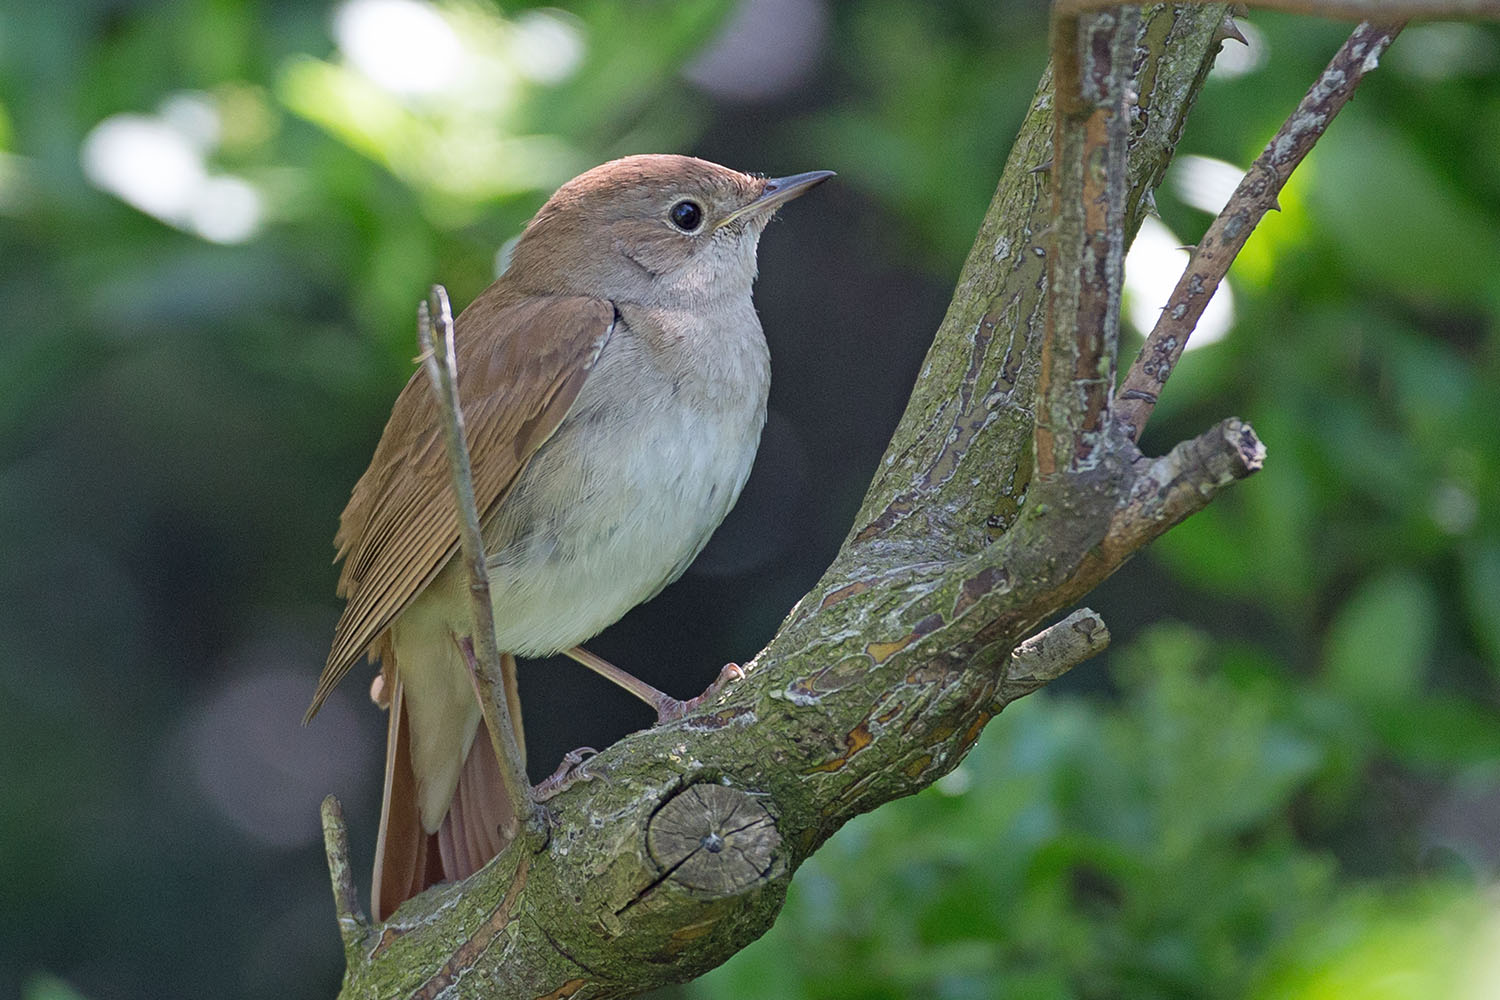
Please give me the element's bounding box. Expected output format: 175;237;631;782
655;662;746;723
532;746;599;802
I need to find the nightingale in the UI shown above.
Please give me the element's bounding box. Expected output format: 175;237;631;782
304;154;832;922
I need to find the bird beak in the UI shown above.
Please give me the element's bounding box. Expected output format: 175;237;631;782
717;170;835;228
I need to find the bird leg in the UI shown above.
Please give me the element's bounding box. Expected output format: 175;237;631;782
533;747;599;802
563;646;744;723
454;638;599;803
666;661;747;721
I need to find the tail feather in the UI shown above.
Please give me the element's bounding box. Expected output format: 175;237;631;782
371;669;438;921
372;651;524;922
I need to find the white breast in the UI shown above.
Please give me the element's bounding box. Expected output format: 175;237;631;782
479;300;770;656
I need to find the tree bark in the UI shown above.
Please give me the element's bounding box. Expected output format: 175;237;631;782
325;5;1257;997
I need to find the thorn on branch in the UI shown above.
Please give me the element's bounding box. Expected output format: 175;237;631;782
1217;14;1249;47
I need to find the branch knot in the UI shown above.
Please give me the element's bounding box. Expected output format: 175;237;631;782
646;784;782;896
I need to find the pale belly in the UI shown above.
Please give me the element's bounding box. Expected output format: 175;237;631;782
480;387;761;655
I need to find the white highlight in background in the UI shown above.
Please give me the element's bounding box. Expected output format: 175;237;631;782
1171;154;1245;216
1124;216;1235;350
334;0;463;95
82;115;206;221
511;9;586;84
81;103;264;244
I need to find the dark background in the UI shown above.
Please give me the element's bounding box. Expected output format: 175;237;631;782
3;3;1499;999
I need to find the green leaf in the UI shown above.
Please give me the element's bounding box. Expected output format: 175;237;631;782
1323;572;1437;706
1460;541;1500;671
1311;118;1500;303
22;975;90;1000
1370;696;1500;770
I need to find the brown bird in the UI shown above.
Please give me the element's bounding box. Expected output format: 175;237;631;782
305;154;832;921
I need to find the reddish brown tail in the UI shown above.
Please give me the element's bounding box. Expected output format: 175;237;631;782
371;652;524;922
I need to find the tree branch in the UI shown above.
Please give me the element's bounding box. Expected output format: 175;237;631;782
1038;6;1137;476
1116;20;1404;440
850;6;1233;549
1055;0;1498;19
416;286;534;839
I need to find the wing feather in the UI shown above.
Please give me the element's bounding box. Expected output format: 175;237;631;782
306;291;616;721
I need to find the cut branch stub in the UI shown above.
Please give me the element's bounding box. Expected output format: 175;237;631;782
647;784;782;896
999;608;1111;702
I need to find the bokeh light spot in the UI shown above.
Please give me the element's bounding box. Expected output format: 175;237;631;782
81;100;265;243
510;9;586;84
185;665;374;848
1124;216;1235;350
82;114;207;221
334;0;464;95
1171;154;1245;216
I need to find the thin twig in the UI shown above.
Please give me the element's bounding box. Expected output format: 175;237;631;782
1114;21;1403;441
1054;0;1497;19
320;795;368;950
418;285;535;836
1038;6;1138;476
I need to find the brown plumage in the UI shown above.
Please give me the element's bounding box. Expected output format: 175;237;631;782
308;293;615;720
314;292;611;923
307;154;831;922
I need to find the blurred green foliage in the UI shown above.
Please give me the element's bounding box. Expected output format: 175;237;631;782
1;2;1498;999
694;11;1500;1000
698;627;1336;999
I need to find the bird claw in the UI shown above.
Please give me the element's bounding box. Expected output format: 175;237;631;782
655;662;746;723
532;746;599;802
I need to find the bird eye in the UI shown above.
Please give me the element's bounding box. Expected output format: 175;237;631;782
669;200;703;232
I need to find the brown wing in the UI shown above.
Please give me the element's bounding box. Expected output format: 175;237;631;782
305;291;616;721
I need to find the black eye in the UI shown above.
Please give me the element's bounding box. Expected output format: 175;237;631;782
669;200;703;232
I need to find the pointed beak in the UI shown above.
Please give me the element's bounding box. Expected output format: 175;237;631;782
718;169;835;228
